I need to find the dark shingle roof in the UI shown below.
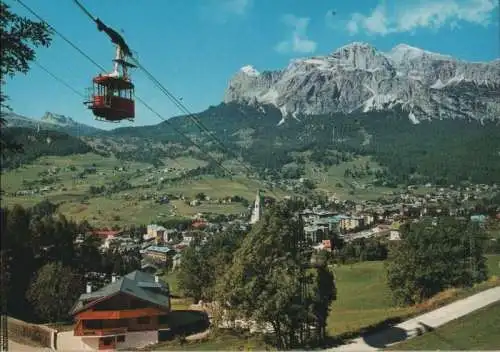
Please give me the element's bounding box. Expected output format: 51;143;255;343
70;270;170;315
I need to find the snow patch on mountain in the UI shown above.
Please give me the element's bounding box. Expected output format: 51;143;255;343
240;65;260;77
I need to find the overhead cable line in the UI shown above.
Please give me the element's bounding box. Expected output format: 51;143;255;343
14;0;107;73
130;59;256;175
71;0;280;197
14;0;233;177
33;60;86;99
16;0;282;199
31;60;190;169
70;0;255;176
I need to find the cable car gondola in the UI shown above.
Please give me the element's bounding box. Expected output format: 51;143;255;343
83;14;137;122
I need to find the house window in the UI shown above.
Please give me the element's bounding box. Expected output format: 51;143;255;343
158;314;169;325
137;316;151;324
83;320;102;329
102;337;113;346
117;335;125;343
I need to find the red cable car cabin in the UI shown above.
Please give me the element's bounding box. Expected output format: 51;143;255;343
87;75;135;122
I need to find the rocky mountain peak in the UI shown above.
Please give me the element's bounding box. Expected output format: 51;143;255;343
223;42;500;124
239;65;261;77
330;42;392;71
41;112;75;126
4;111;102;136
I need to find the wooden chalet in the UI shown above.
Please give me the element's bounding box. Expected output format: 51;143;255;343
69;270;171;350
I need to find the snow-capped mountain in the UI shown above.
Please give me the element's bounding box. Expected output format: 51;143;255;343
2;111;102;136
224;42;500;124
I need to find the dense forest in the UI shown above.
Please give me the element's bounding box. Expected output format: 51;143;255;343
100;102;500;185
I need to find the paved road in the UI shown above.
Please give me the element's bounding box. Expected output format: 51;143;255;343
328;285;500;351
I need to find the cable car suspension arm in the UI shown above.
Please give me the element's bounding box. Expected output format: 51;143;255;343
73;0;133;58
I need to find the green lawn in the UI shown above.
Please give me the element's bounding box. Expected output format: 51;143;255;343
149;330;273;351
388;301;500;350
329;254;500;337
162;271;182;297
328;261;416;336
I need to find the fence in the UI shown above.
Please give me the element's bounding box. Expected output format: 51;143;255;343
7;316;57;349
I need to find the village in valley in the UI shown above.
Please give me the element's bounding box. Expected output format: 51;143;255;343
50;183;496;350
87;181;497;274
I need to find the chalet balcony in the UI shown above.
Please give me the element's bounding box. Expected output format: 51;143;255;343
81;327;128;337
76;307;168;320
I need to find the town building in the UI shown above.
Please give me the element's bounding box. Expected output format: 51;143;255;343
141;245;177;267
144;225;167;243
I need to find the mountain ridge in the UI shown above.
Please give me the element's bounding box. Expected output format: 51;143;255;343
224;42;500;123
2;111;102;136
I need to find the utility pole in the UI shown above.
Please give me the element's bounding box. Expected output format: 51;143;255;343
470;229;476;280
1;250;8;351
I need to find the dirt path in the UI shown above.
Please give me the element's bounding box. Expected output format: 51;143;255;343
328;285;500;351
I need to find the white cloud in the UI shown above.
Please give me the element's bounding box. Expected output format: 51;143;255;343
275;14;318;54
200;0;252;23
221;0;252;15
346;0;498;36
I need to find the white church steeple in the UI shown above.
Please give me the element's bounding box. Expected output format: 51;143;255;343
249;189;263;224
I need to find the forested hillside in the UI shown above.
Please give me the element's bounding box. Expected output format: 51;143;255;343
1;127;94;169
97;103;500;185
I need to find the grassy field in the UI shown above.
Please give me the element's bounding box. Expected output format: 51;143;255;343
327;261;416;336
149;330;273;351
2;152;387;226
0;153;285;226
329;254;500;337
388;301;500;350
304;156;397;201
162;271;183;297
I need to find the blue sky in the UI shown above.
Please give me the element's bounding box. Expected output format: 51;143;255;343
4;0;499;129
